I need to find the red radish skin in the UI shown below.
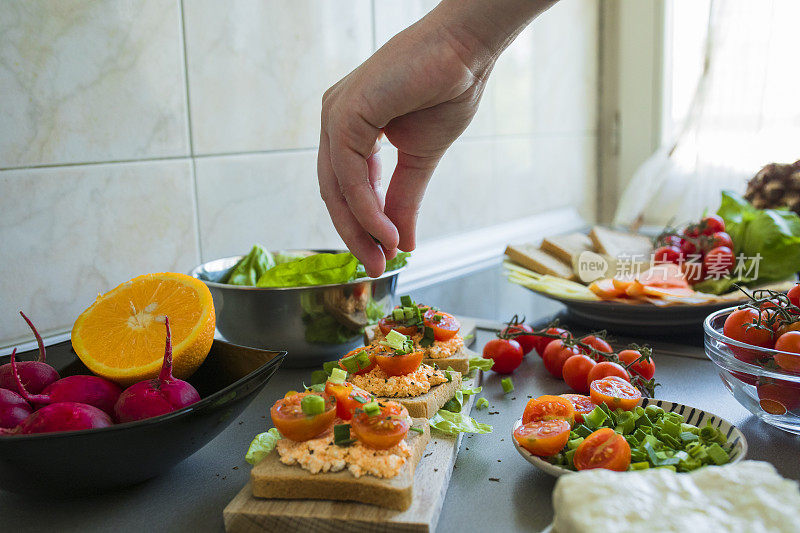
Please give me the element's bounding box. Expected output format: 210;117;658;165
16;374;121;417
16;402;113;435
114;317;200;423
0;312;60;394
0;366;32;429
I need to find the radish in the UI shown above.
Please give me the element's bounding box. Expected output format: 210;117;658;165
0;311;59;394
114;317;200;423
15;371;121;417
13;402;113;435
0;353;32;429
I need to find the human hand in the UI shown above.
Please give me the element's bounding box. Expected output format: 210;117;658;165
318;0;557;276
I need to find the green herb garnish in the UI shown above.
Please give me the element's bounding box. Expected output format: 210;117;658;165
300;394;324;416
501;377;514;394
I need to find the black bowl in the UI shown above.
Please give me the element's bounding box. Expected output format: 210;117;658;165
0;338;285;496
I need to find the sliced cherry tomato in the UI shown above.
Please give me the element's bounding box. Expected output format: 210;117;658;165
653;245;682;264
699;214;725;236
562;355;597;394
502;323;536;355
589;376;642;411
774;331;800;372
723;308;775;362
374;346;423;376
573;428;631;471
325;381;373;420
378;316;418;337
422;309;460;341
338;345;378;375
757;379;800;415
351;401;410;450
270;392;336;442
542;339;580;379
533;327;570;357
617;349;655;380
579;335;613;359
703;246;734;277
483;338;523;374
560;394;596;424
522;395;575;426
587;361;630;386
513;419;571;457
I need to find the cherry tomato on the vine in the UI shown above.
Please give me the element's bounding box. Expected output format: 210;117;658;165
699;214;725;236
617;349;655;381
542;339;580;379
787;285;800;309
723;307;775;362
483;338;523;374
533;327;569;357
502;323;536;355
579;335;613;359
774;331;800;372
653;245;682;264
562;355;597;394
586;361;630;386
703;246;735;277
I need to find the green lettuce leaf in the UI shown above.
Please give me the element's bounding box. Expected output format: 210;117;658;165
225;244;275;285
257;252;360;287
441;385;482;413
468;356;494;374
429;409;492;436
717;191;800;282
273;250;311;265
245;428;281;465
354;251;411;279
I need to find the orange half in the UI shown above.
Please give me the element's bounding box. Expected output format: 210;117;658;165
71;272;215;386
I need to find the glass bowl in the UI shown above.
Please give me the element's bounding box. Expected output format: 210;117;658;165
704;307;800;435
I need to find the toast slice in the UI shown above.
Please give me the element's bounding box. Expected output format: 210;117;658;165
541;233;593;265
251;418;430;511
589;226;652;259
379;373;462;418
505;243;575;280
423;345;471;374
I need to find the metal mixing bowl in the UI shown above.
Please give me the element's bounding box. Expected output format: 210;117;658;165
190;250;403;368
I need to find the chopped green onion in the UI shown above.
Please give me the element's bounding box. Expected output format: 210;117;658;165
300;394;325;416
352;393;369;404
573;424;593;438
584;406;608;429
381;329;412;353
400;295;413;307
340;354;359;374
420;326;436;348
707;443;730;465
630;461;650;470
501;377;514;394
476;397;489;410
322;360;340;376
656;465;677;471
409;425;424;434
403;307;414;320
432;314;443;322
355;350;372;370
310;369;328;385
392;308;405;321
567;437;584;450
364;401;380;417
333;423;352;446
680;431;699;443
329;367;347;384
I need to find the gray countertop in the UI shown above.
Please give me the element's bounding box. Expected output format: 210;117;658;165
3;265;799;532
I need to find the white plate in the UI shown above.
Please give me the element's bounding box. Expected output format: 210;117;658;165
512;398;748;477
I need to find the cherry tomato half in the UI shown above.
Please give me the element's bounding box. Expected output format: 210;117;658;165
757;379;800;415
574;428;631;471
560;394;596;424
589;376;642;411
522;395;575;426
502;323;536;355
513;419;571;457
617;349;655;381
270;392;336;442
378;317;418;337
542;339;581;379
338;345;379;375
774;331;800;372
587;361;630;387
562;355;597;394
351;401;410;450
723;308;775;362
375;346;423;376
483;338;523;374
325;381;373;420
422;309;461;341
533;327;570;357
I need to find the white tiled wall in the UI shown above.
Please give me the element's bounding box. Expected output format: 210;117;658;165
0;0;599;346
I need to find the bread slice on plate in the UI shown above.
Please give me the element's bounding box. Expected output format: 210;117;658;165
504;243;575;280
250;418;430;511
379;372;462;418
589;226;652;259
541;233;593;265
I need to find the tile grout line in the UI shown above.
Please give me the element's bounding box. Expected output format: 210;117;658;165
370;0;377;52
179;0;203;264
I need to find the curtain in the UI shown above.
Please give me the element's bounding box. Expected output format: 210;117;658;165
614;0;800;228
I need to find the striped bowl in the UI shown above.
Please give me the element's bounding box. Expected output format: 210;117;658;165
512;398;748;477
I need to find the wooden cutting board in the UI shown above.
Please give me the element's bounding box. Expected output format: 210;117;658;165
223;372;481;533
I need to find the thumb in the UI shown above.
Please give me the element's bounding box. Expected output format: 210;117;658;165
383;151;442;252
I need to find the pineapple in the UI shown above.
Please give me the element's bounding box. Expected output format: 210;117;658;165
744;160;800;214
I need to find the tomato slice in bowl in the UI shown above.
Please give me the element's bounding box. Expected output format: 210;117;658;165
374;346;423;376
270;392;336;442
560;394;596;424
351;401;410;450
423;309;460;341
589;376;642;411
513;419;571;457
574;428;631;471
522;395;575;426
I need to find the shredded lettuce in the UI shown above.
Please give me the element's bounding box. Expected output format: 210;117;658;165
245;428;281;465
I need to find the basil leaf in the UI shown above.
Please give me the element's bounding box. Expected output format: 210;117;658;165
245;428;281;465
